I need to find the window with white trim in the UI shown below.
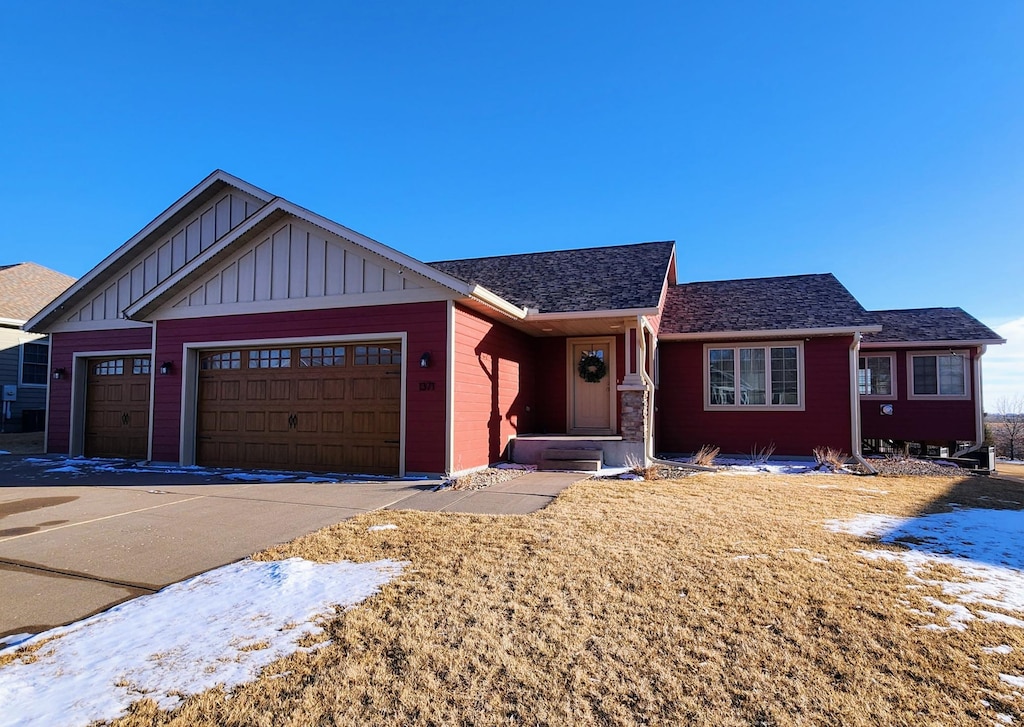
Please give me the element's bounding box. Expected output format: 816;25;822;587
858;354;894;397
705;343;803;409
20;342;48;386
909;352;968;397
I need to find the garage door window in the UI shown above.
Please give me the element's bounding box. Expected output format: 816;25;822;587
355;345;401;365
249;348;291;368
94;359;124;375
133;358;151;375
300;346;346;367
201;351;241;370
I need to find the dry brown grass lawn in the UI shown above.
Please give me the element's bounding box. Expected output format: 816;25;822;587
997;461;1024;479
106;472;1024;726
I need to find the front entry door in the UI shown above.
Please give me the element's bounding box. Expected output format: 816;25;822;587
569;339;614;434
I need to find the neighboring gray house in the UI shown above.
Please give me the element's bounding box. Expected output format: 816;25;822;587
0;263;75;432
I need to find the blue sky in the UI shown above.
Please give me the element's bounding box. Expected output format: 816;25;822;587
2;2;1021;403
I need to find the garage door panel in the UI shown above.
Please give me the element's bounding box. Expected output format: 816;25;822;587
85;356;150;459
218;411;239;432
197;343;402;475
322;380;346;400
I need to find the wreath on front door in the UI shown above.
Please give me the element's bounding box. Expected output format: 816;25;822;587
577;352;607;383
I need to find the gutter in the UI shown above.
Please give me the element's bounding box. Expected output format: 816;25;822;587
849;332;877;475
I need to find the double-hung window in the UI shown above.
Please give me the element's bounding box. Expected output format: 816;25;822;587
909;352;969;398
705;343;803;409
20;341;49;386
858;354;894;397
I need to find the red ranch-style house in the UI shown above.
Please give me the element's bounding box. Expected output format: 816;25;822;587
27;171;1006;476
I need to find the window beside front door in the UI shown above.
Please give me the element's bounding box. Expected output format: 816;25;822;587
20;342;49;386
705;342;804;410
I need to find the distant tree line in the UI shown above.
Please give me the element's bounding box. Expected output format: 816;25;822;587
987;395;1024;461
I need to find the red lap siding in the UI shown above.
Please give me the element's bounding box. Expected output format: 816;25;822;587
46;327;154;454
152;302;448;473
860;348;978;443
656;336;854;457
452;305;536;470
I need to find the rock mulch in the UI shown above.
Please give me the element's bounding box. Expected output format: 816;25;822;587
856;456;968;478
445;466;535;491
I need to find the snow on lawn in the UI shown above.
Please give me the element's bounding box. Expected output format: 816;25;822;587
0;557;407;727
713;458;844;475
826;508;1024;632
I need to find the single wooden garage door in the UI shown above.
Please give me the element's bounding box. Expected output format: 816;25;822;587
85;356;151;459
197;343;401;474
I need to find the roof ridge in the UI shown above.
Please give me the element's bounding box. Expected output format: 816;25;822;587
429;240;674;265
676;272;835;286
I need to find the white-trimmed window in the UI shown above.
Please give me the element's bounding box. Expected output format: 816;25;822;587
908;352;969;399
20;342;49;386
705;342;803;410
858;354;895;397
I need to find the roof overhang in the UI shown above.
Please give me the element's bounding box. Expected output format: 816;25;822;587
659;325;883;341
860;338;1007;349
26;170;275;333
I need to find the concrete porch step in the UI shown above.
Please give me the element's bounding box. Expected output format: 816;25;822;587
543;448;604;463
537;458;603;472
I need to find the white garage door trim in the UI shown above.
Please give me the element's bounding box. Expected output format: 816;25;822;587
179;331;408;476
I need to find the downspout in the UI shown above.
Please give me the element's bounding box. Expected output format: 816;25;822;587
850;332;877;474
975;345;987;448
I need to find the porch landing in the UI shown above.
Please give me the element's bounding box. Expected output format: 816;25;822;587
509;434;644;470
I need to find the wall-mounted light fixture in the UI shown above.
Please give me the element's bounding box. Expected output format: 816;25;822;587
419;352;432;369
52;367;66;380
880;404;894;416
160;361;173;375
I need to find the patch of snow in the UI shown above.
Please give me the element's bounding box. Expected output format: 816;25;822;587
0;557;406;727
1000;674;1024;689
368;524;398;532
23;457;53;464
0;633;34;649
44;465;83;474
0;450;9;455
983;645;1014;655
830;509;1024;633
995;713;1014;724
618;473;644;480
712;458;848;476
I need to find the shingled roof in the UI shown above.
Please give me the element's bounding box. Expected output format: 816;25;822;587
429;241;675;314
660;273;879;336
862;308;1004;344
0;262;76;324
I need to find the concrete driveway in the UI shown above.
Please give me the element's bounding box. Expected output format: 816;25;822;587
0;455;582;642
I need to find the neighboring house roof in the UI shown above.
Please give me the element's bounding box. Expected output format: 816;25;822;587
659;273;880;337
862;307;1005;345
429;241;676;314
0;262;76;325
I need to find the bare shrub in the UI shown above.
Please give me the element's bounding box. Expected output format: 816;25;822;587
749;442;776;466
690;445;719;467
625;453;659;480
813;446;849;472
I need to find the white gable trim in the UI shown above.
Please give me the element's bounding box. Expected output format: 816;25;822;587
27;170;274;332
124;198;527;322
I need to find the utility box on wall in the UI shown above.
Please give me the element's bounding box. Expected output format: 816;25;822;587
2;384;16;402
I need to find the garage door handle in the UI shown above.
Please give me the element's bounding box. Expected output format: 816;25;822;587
121;412;130;426
288;414;298;429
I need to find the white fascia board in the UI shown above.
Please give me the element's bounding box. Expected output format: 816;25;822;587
26;170;275;333
525;306;661;322
0;317;27;328
860;338;1007;349
468;285;528;320
658;325;883;341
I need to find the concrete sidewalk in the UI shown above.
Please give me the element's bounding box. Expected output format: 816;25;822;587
0;457;586;641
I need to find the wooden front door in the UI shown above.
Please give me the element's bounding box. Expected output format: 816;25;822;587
197;343;402;475
84;356;151;459
568;339;614;434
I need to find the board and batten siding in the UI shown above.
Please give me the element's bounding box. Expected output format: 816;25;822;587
167;218;424;312
656;336;854;456
152;302;448;473
65;189;265;324
860;346;979;443
452;304;537;470
46;327;154;453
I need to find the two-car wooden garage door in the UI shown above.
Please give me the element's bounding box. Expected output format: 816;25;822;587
197;343;402;475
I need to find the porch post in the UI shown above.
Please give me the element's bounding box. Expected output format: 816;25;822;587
618;321;649;458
